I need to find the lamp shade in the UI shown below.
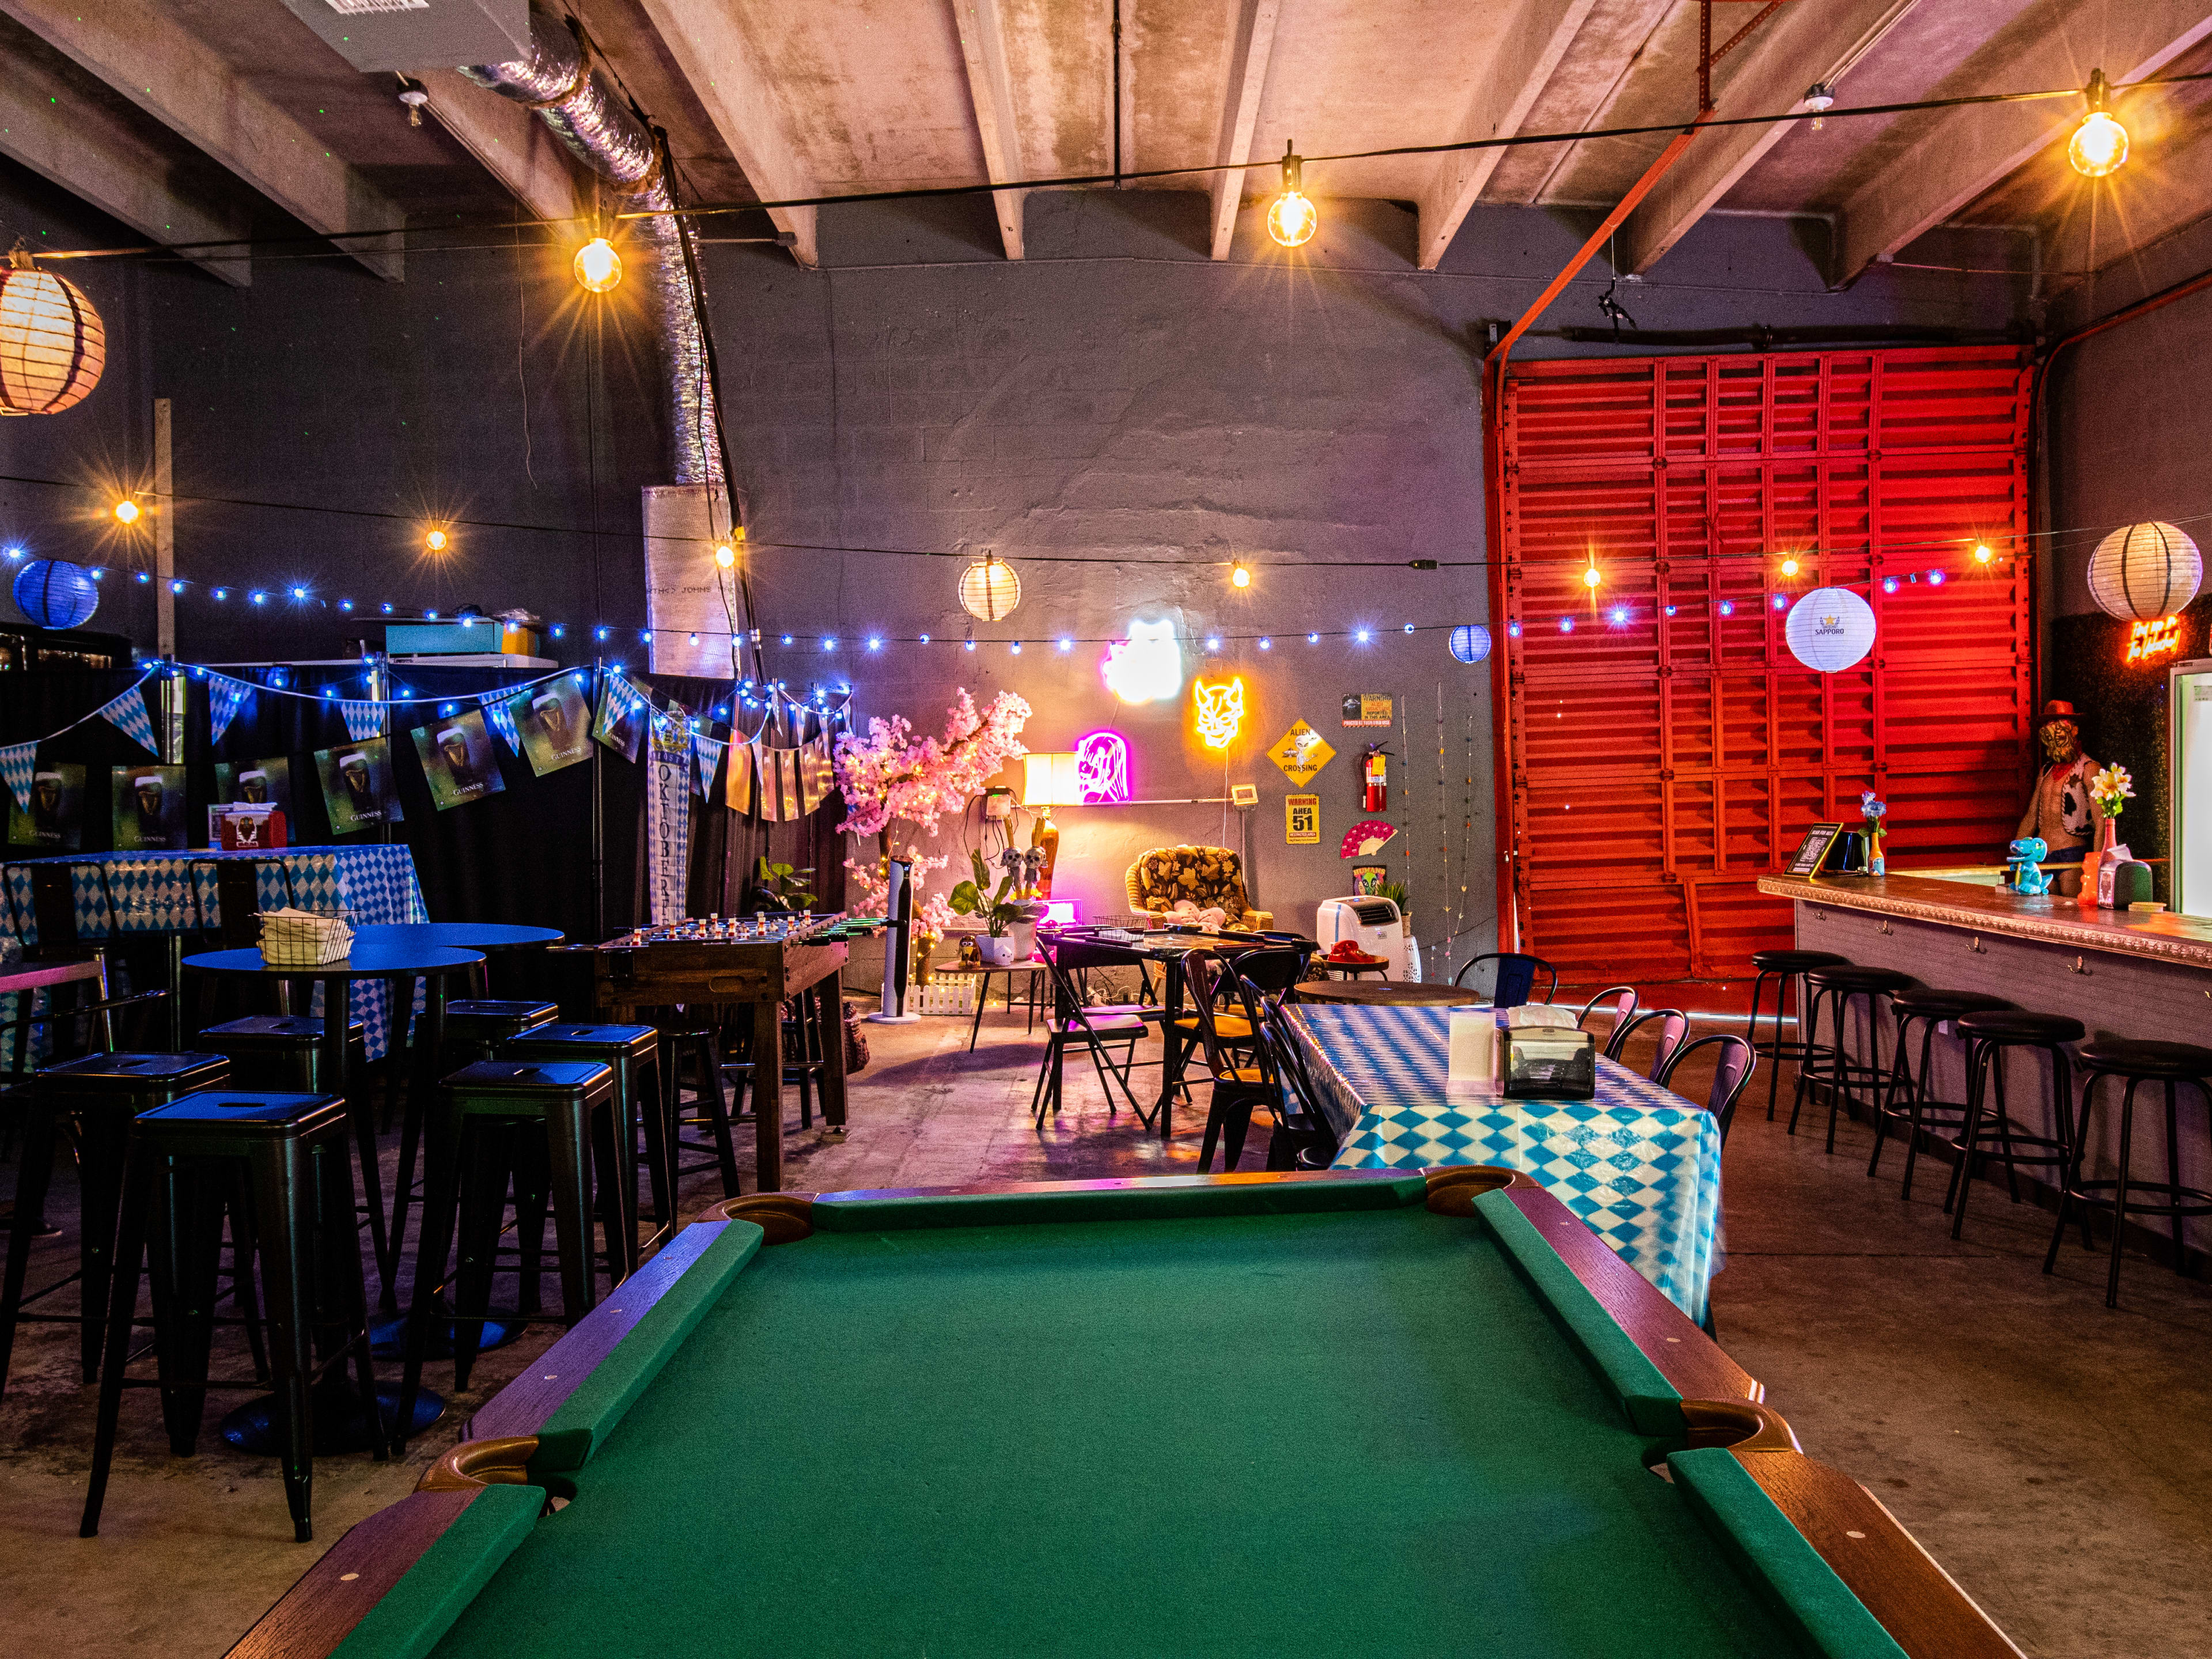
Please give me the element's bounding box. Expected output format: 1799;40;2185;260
11;559;98;630
1448;624;1491;664
2087;522;2202;622
1022;751;1080;808
1784;586;1875;673
0;252;105;416
958;555;1021;620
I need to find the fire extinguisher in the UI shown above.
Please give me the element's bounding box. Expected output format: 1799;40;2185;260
1362;745;1389;813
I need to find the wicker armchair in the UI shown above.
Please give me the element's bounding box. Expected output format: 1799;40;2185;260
1124;846;1272;931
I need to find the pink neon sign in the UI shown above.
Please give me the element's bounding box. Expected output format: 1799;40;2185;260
1074;729;1129;804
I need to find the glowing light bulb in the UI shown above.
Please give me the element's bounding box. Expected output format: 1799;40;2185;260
1266;143;1317;248
112;499;139;525
1582;563;1601;589
574;236;623;293
2069;73;2127;178
425;527;448;553
1230;562;1251;589
1973;543;1994;565
714;543;736;569
1780;556;1800;578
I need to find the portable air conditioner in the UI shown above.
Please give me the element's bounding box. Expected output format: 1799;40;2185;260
1313;896;1411;979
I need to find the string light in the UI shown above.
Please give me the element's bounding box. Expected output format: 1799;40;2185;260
212;588;227;600
425;527;449;553
1230;562;1252;589
1258;637;1272;650
1266;142;1317;248
1973;543;1994;565
574;236;623;293
1779;556;1800;578
714;543;736;569
1057;637;1072;652
1582;555;1602;590
2069;70;2127;177
1558;616;1574;632
1307;633;1319;645
112;499;139;525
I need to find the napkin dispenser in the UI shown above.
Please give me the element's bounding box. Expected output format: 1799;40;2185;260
1502;1026;1596;1100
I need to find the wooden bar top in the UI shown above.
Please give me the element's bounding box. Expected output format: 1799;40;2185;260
1758;870;2212;971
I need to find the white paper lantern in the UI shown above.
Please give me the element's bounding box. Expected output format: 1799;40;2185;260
0;250;105;415
2087;522;2201;622
957;554;1020;620
1785;586;1875;673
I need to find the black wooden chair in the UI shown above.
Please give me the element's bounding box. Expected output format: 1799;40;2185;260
1453;952;1557;1008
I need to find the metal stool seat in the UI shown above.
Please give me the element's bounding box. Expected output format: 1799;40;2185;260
2048;1037;2212;1306
82;1090;380;1543
441;999;558;1052
1945;1009;2084;1240
400;1059;624;1435
501;1024;666;1241
2;1052;232;1395
1870;990;2014;1195
1747;949;1847;1123
1791;965;1912;1150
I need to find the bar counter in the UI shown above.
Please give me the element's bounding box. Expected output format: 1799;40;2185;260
1758;870;2211;1263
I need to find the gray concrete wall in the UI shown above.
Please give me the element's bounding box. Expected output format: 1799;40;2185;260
0;158;2036;969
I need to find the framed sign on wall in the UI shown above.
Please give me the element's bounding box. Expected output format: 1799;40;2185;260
1286;794;1320;844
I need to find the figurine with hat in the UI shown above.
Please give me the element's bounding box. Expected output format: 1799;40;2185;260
2014;699;2103;897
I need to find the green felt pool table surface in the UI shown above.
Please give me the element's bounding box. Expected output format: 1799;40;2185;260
232;1171;2021;1659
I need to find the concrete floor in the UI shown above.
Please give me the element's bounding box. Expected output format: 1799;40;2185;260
3;1003;2209;1656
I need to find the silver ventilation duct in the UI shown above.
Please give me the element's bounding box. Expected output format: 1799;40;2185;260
463;7;723;491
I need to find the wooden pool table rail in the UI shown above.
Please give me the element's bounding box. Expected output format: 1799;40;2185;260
224;1168;2018;1659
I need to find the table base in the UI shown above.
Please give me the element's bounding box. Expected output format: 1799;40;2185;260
219;1379;445;1456
367;1315;525;1362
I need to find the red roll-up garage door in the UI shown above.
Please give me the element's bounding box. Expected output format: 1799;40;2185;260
1494;347;2033;998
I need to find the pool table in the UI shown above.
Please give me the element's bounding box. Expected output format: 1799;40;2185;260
229;1169;2020;1659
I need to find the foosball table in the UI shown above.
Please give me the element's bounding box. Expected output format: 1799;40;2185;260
589;913;873;1192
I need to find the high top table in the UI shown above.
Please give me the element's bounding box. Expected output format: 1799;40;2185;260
363;923;565;998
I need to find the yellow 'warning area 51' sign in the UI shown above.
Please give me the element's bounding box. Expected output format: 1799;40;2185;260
1267;720;1335;787
1286;795;1320;844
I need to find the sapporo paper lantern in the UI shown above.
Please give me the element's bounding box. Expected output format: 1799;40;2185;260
957;554;1020;621
1785;586;1874;673
1448;624;1491;664
0;249;105;416
12;559;99;629
2087;522;2202;622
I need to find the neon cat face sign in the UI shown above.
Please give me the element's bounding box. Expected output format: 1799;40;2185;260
1100;618;1183;704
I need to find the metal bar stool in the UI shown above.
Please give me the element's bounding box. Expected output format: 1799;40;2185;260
656;1012;744;1197
1869;988;2014;1196
1789;964;1912;1150
1945;1009;2085;1239
501;1024;666;1242
2047;1038;2212;1306
81;1089;381;1543
1;1052;232;1395
399;1059;624;1437
1747;949;1845;1120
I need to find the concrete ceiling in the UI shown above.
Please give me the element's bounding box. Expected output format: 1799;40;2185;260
3;0;2210;298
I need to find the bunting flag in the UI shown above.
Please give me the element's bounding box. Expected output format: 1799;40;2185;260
0;742;38;814
754;744;782;823
483;694;524;755
99;684;159;755
692;732;725;798
724;738;755;816
777;745;802;820
797;736;828;814
339;701;385;743
206;675;252;747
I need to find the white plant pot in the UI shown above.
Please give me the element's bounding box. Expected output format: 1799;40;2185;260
978;934;1019;966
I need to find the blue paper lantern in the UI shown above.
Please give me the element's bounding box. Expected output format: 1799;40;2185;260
1448;624;1491;664
12;559;99;630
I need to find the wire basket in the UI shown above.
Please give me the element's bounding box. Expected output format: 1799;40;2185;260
258;907;355;967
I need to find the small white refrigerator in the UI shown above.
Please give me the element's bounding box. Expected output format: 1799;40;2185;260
2169;658;2212;916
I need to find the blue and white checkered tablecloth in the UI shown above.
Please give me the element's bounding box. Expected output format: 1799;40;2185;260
1287;1003;1724;1320
2;847;429;1060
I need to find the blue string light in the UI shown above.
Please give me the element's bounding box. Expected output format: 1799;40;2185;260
1403;623;1415;634
1258;637;1272;650
1558;616;1574;633
1354;629;1372;645
1306;633;1319;644
212;588;228;600
1056;638;1071;652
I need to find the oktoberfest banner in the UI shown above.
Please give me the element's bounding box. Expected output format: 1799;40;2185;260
645;707;692;925
339;701;385;743
0;742;37;815
692;732;725;798
99;685;159;755
725;737;755;816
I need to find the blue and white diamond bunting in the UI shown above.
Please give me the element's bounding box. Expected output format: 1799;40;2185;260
0;742;38;814
483;694;523;755
206;675;252;746
99;685;159;755
338;701;385;743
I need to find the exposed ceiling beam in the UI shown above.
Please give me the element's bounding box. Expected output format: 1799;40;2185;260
950;0;1026;259
0;36;251;286
1832;0;2212;287
0;0;406;281
413;70;584;229
1618;0;1918;275
1206;0;1281;261
628;0;820;267
1416;0;1600;271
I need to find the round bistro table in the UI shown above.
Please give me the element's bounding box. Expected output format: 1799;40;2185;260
368;923;566;999
183;933;484;1451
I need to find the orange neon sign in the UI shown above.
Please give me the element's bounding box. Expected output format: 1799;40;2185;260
2126;615;2182;665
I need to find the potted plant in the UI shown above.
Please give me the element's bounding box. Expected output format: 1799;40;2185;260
753;856;817;912
949;850;1038;964
1380;880;1412;937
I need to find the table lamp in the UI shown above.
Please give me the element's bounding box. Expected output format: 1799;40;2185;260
1021;751;1080;899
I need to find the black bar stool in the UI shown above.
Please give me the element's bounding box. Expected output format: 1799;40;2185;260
81;1089;381;1543
1789;964;1912;1150
1946;1009;2085;1240
1869;988;2014;1196
1748;949;1846;1122
1;1051;230;1395
400;1059;624;1432
656;1012;743;1197
501;1024;666;1239
2048;1038;2212;1306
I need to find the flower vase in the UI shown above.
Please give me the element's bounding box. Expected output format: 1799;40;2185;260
1865;827;1885;877
2088;817;2122;909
